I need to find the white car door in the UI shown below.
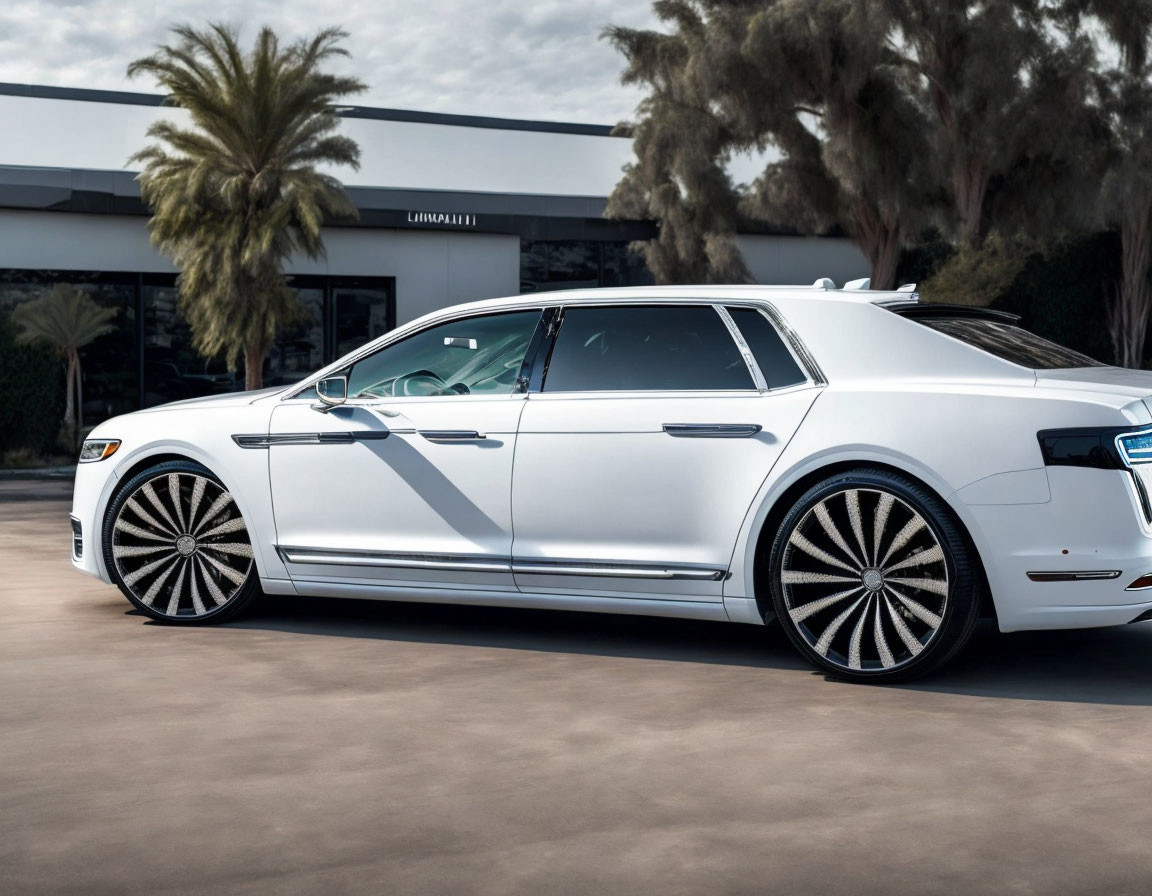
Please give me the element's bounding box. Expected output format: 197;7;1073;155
265;308;543;591
511;302;821;602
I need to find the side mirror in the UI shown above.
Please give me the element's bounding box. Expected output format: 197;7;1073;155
314;375;348;412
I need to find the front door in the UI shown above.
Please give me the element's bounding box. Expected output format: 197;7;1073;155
511;303;820;601
268;308;543;591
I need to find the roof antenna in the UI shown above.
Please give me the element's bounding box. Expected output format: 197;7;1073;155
896;283;917;292
843;277;871;290
811;278;836;289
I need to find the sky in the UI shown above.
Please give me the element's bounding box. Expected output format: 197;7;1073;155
0;0;661;124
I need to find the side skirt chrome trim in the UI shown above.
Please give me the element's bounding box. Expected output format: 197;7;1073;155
287;579;731;621
277;547;728;581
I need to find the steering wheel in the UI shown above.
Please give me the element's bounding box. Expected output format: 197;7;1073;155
392;370;449;396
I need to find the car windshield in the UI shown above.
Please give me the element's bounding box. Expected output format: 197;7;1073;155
916;317;1105;369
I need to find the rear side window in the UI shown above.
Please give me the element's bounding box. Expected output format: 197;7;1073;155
917;318;1104;369
543;305;754;392
726;307;807;389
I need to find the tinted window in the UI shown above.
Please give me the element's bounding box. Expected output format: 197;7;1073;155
918;318;1104;369
347;310;541;398
727;307;807;389
543;305;753;392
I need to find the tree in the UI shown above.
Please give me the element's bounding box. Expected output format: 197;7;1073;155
12;284;117;445
605;1;937;290
128;24;366;390
739;0;937;290
604;4;751;283
1071;0;1152;366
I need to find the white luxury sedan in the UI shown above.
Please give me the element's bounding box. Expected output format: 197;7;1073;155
70;283;1152;682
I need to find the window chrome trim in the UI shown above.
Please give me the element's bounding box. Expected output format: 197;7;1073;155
713;304;768;390
722;300;826;387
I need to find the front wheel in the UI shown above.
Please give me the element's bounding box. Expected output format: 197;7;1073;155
768;468;981;683
101;460;262;624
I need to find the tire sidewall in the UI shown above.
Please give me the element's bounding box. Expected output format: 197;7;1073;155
101;459;259;624
768;468;978;682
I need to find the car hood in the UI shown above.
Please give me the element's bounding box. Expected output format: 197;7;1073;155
135;386;286;413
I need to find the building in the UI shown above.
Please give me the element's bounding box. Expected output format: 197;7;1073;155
0;82;867;424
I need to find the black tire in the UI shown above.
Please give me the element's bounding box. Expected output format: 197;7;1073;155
101;460;263;624
768;467;980;683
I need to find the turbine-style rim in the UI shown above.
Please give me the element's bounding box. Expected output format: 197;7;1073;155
780;487;949;672
110;472;253;617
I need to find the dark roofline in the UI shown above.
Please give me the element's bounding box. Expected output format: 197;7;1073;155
0;81;621;138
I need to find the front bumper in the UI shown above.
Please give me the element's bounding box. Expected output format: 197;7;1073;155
70;457;119;583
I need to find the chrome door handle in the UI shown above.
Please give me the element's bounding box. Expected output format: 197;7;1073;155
662;423;763;438
419;430;486;442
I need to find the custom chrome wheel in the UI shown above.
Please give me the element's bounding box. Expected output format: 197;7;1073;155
102;461;261;624
770;469;980;682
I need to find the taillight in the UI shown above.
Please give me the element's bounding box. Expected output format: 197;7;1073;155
1038;426;1152;522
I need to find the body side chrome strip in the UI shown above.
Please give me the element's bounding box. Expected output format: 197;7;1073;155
278;546;511;572
233;431;391;448
662;423;762;439
1026;570;1122;582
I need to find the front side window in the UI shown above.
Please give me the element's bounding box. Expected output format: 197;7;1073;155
916;318;1104;369
543;305;754;392
346;310;542;398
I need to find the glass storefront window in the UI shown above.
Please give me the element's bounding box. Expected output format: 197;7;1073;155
267;283;325;388
0;270;138;426
519;240;653;293
0;269;395;420
143;275;235;407
333;279;394;359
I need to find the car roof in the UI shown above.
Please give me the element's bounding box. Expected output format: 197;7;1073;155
425;284;915;322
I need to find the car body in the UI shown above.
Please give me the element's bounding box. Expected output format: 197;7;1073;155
71;283;1152;680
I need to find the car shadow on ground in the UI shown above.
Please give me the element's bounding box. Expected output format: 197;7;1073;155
141;593;1152;705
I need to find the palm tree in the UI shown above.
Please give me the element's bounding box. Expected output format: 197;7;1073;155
12;284;118;444
128;24;366;389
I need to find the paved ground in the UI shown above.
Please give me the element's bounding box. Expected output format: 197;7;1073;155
5;495;1152;894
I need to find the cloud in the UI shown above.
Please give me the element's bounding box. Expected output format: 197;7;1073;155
0;0;659;123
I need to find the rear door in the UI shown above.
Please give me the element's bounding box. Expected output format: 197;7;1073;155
510;302;821;602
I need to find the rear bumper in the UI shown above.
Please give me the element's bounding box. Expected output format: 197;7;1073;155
965;466;1152;631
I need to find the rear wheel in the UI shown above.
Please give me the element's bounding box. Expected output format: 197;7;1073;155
101;460;262;624
768;468;980;682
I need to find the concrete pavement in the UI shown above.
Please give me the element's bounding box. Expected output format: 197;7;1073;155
4;496;1152;894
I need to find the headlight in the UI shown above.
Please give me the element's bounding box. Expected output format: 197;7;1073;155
79;439;121;463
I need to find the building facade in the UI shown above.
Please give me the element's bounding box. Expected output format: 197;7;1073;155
0;82;867;425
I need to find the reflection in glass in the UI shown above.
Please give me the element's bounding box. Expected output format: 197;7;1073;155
520;240;653;293
0;270;138;425
335;282;393;358
348;311;541;398
267;285;324;387
143;277;234;407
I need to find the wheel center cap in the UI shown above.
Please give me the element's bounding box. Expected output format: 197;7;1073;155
175;535;198;557
862;568;884;592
